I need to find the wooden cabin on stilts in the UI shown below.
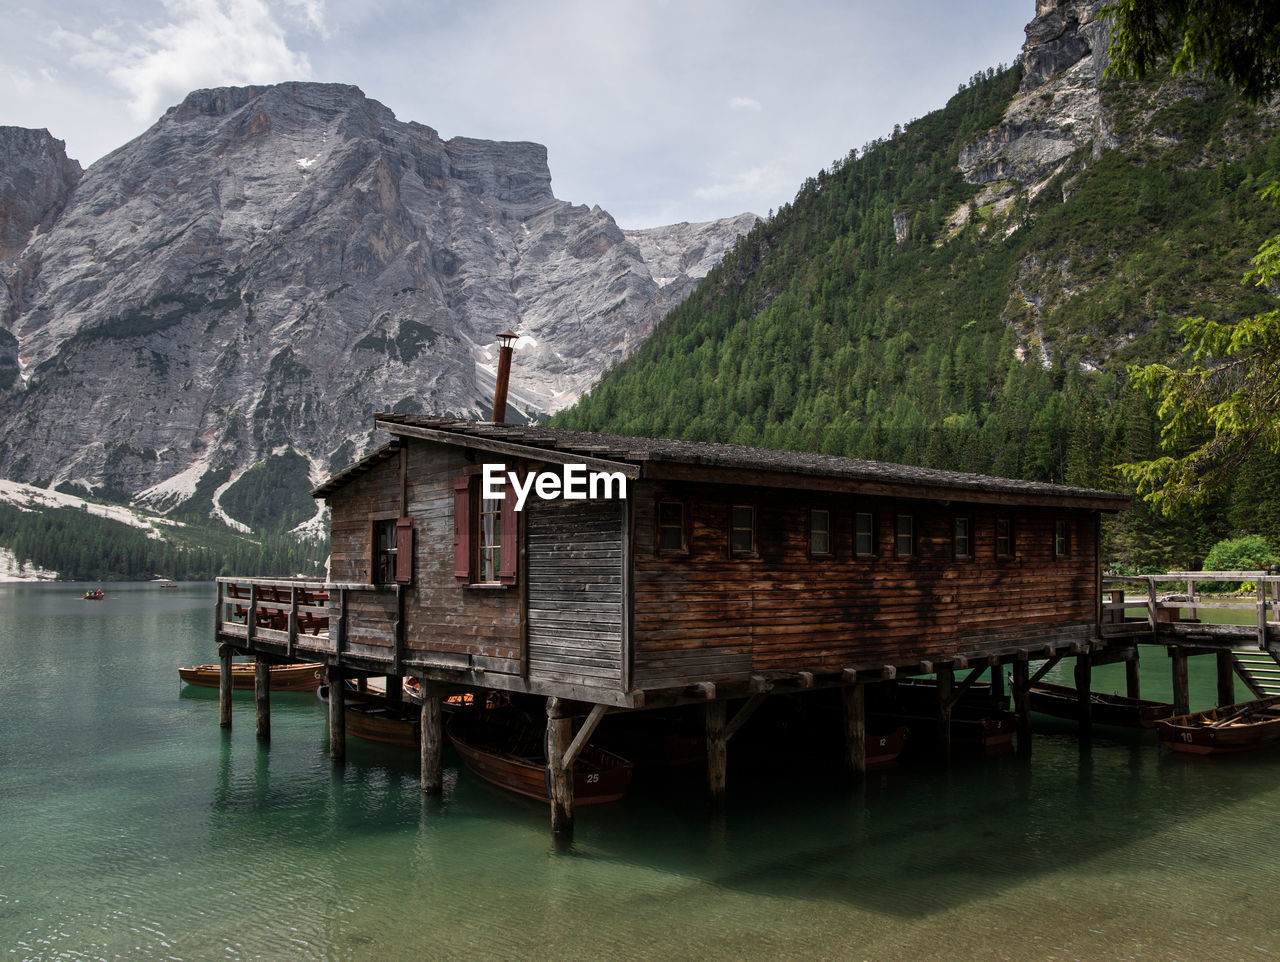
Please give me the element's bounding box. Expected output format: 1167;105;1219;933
214;333;1144;838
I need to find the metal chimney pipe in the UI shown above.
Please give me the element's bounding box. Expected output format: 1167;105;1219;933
492;329;519;424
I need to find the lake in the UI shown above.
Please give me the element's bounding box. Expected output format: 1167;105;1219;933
2;581;1279;960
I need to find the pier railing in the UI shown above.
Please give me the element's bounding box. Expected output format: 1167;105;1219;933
216;577;332;658
1102;571;1280;649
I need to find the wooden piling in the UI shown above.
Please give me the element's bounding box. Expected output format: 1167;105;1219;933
1012;658;1032;756
328;665;346;762
1125;654;1141;699
842;684;867;777
936;665;954;762
420;694;443;794
254;657;270;741
1171;647;1191;717
546;697;574;837
1216;649;1236;708
706;700;728;804
1074;653;1092;738
218;644;233;729
990;663;1006;711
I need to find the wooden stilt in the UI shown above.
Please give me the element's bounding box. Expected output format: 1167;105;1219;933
1125;653;1141;699
546;697;574;838
1012;658;1032;756
328;665;346;762
218;644;233;729
254;657;270;741
1216;649;1236;708
990;664;1006;710
1074;653;1092;739
386;675;403;707
842;684;867;777
1171;647;1191;717
936;665;954;762
420;694;443;794
706;700;728;805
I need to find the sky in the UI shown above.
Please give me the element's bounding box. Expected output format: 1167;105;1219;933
2;0;1035;229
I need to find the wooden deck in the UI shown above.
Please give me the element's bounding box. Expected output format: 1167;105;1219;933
1100;572;1280;650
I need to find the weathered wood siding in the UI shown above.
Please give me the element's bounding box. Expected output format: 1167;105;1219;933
326;441;522;673
526;498;624;690
631;482;1099;689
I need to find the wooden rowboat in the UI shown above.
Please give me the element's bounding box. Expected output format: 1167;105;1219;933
178;661;325;692
865;726;910;767
447;710;633;805
869;708;1014;751
318;683;418;748
1155;694;1280;755
1028;680;1174;729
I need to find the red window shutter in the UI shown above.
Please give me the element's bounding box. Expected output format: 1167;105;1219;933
453;476;471;584
394;516;413;584
498;478;518;585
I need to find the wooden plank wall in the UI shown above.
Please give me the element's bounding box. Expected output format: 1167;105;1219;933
526;498;624;689
325;441;522;673
631;482;1098;689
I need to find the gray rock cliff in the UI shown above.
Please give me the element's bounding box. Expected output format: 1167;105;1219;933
0;83;756;515
0;127;82;261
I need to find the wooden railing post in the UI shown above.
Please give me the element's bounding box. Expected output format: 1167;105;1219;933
1147;577;1158;643
288;585;298;659
1259;578;1268;651
247;583;258;648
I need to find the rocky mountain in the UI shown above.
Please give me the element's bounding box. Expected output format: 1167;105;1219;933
0;83;755;522
0;127;82;261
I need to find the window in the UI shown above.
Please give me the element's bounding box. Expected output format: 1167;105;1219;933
453;473;517;585
730;504;755;556
809;508;832;557
855;511;876;558
954;516;971;560
374;516;414;585
1054;520;1070;558
895;514;914;559
478;490;502;583
374;519;398;583
657;500;688;554
996;516;1015;559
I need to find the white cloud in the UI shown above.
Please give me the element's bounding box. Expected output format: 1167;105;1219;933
60;0;319;124
728;96;761;111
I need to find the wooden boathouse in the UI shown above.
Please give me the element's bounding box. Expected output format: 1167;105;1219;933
215;409;1140;835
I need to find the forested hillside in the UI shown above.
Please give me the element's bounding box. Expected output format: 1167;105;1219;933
0;502;326;582
552;63;1280;571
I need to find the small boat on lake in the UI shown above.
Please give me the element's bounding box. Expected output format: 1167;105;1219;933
1155;695;1280;755
864;725;910;766
447;710;633;805
178;661;325;692
869;707;1014;751
318;683;419;748
320;680;506;748
83;588;103;600
1028;680;1174;728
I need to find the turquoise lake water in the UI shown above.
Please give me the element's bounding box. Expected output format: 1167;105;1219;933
3;581;1280;961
